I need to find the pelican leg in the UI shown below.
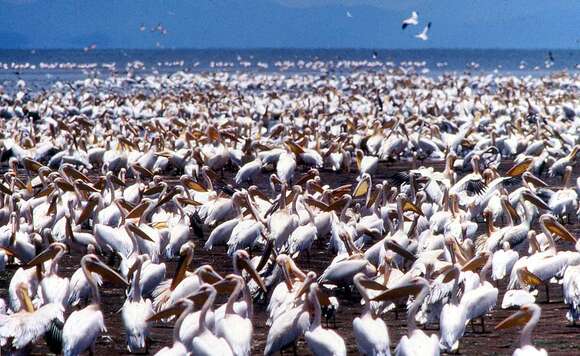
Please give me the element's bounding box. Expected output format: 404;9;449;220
293;342;298;356
545;283;550;303
480;316;485;333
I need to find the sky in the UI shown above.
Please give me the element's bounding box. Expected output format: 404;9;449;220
0;0;578;49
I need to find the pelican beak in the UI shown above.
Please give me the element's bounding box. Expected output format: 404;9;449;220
385;240;417;261
495;307;532;330
25;244;62;269
0;182;13;195
22;158;43;173
402;198;424;216
183;179;208;192
524;173;548;188
126;200;151;220
47;195;58;217
75;181;99;193
256;239;274;272
315;288;332;306
109;174;126;187
18;284;35;313
542;215;576;243
518;267;543;286
77;199;97;225
522;191;550;210
155;189;178;209
142;185;163;196
64;165;91;183
253;188;271;203
147;303;186;322
353;176;370;198
285;140;305;155
133;164;154;179
372;281;424;302
503;199;518;222
171;247;193;290
207;126;220;141
442;267;460;283
187;288;211;305
126;223;154;242
461;252;490;272
199;266;223;284
176;197;202;207
55;178;75;192
239;258;267;292
358;277;388;291
431;264;454;280
213;278;236;294
506;158;532;177
366;189;380;209
87;259;129;287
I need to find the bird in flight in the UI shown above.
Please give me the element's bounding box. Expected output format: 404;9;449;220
415;22;431;41
139;23;146;32
402;11;419;30
346;11;353;18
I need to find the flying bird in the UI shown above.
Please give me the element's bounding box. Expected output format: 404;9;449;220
415;22;431;41
139;24;146;32
402;11;419;30
346;11;353;18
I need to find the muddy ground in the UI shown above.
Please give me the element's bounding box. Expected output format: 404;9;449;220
1;159;579;355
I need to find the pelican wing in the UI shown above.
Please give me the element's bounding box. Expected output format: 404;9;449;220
0;303;64;349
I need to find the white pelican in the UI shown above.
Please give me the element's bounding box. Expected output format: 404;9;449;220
0;282;64;351
122;256;154;353
438;267;467;353
148;298;194;356
495;304;547;355
373;277;440;356
214;275;254;356
62;254;129;356
304;282;347;356
25;242;70;307
355;149;379;179
460;252;498;332
188;283;233;356
264;288;311;355
352;273;391;356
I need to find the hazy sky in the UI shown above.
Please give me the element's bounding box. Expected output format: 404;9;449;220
0;0;578;49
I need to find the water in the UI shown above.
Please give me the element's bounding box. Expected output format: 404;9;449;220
0;48;579;90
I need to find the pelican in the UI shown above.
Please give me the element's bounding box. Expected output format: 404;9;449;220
122;256;154;353
148;299;194;356
189;283;233;356
495;304;547;355
373;277;440;356
214;275;254;356
352;273;391;356
25;242;70;307
304;282;347;356
62;254;129;356
0;282;64;351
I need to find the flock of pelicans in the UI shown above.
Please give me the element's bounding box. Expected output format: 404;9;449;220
0;68;578;356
